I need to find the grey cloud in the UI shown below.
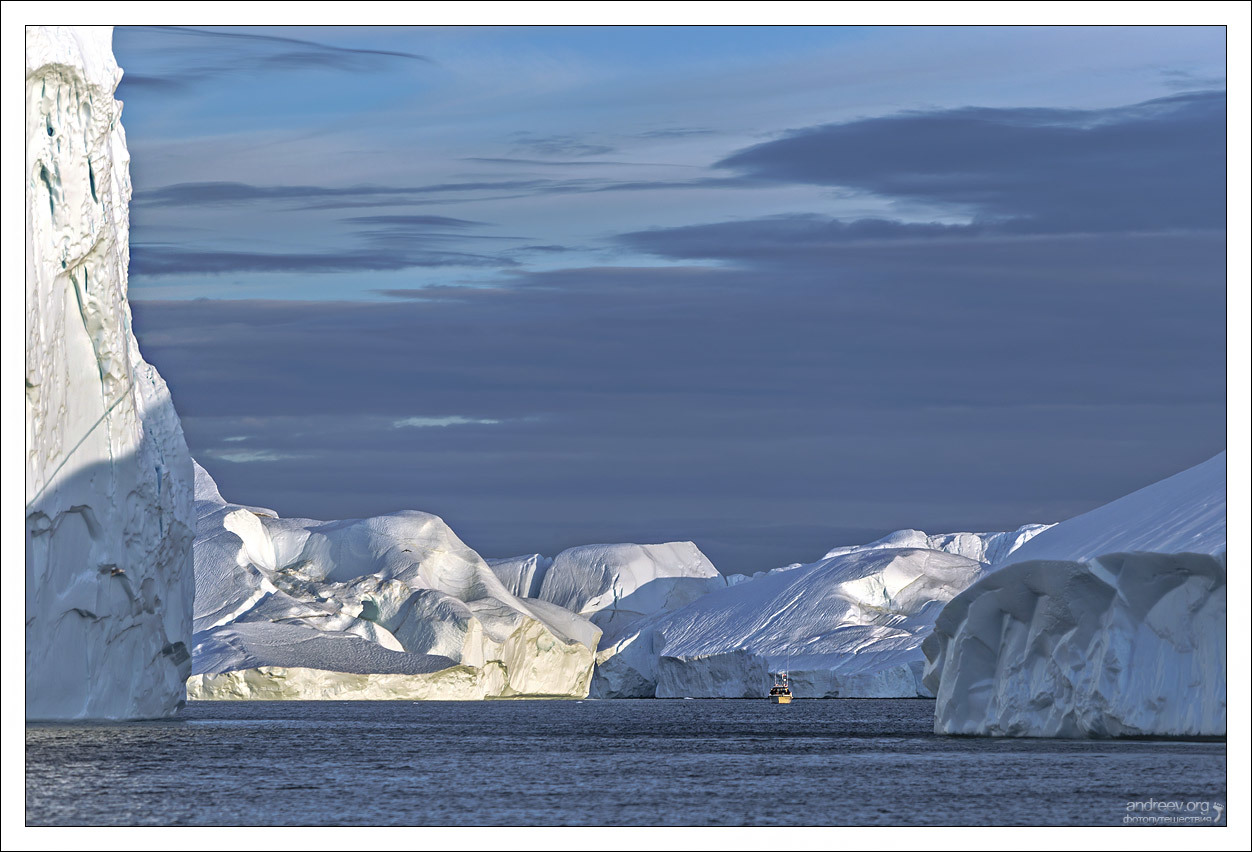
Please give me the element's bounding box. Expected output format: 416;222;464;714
463;157;649;167
134;180;553;209
115;26;432;90
130;245;516;276
510;133;615;158
621;214;986;260
115;74;193;94
131;210;518;277
342;215;487;229
1159;68;1227;90
716;91;1226;232
133;227;1224;572
136;175;749;212
150;26;431;63
636;128;718;139
512;244;573;254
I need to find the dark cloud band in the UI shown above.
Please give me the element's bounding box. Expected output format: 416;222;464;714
717;91;1225;233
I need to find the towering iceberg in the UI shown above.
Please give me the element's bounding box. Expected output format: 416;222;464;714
590;526;1046;698
188;463;599;699
923;453;1227;737
25;27;195;720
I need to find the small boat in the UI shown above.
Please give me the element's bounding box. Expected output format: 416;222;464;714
768;671;792;704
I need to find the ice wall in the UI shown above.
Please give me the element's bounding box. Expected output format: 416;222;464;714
923;453;1227;737
25;27;195;720
924;552;1226;737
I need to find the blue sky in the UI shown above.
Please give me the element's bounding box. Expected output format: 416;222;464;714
113;25;1228;572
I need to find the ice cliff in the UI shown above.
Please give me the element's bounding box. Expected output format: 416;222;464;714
188;463;598;699
588;526;1047;698
25;27;195;720
923;453;1227;737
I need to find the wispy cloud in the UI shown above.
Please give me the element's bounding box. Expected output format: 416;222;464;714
134;176;752;217
510;132;615;158
341;215;487;229
118;25;433;89
130;245;516;276
393;416;503;428
463;157;679;168
635;128;718;139
1158;68;1227;91
133;181;547;208
130;211;521;277
620;214;986;261
204;449;310;464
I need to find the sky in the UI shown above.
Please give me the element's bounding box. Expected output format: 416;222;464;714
111;24;1229;574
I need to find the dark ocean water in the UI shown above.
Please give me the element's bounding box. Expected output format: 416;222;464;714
25;699;1226;826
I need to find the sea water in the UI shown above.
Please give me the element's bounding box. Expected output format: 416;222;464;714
25;699;1226;826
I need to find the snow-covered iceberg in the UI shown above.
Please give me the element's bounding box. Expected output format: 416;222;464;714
821;526;1051;565
25;26;195;720
490;541;728;646
924;453;1227;737
590;526;1047;698
188;463;598;700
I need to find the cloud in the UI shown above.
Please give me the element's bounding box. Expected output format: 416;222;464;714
110;25;1230;572
716;91;1225;233
115;74;192;94
510;133;615;158
342;215;487;229
129;210;521;277
133;175;751;213
115;26;432;92
394;416;503;428
621;214;986;261
133;181;551;209
463;157;655;168
129;245;516;276
133;225;1224;572
511;244;574;254
1158;68;1227;91
635;128;718;139
155;25;431;63
202;449;311;464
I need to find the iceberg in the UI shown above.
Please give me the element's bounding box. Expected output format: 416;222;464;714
25;26;195;720
189;463;598;699
491;541;729;646
923;453;1227;737
590;526;1046;698
821;525;1052;565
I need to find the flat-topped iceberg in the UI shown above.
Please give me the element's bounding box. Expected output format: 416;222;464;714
590;525;1046;698
25;26;194;721
923;453;1227;737
189;463;598;700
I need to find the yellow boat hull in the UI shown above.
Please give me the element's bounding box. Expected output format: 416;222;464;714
770;694;792;704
